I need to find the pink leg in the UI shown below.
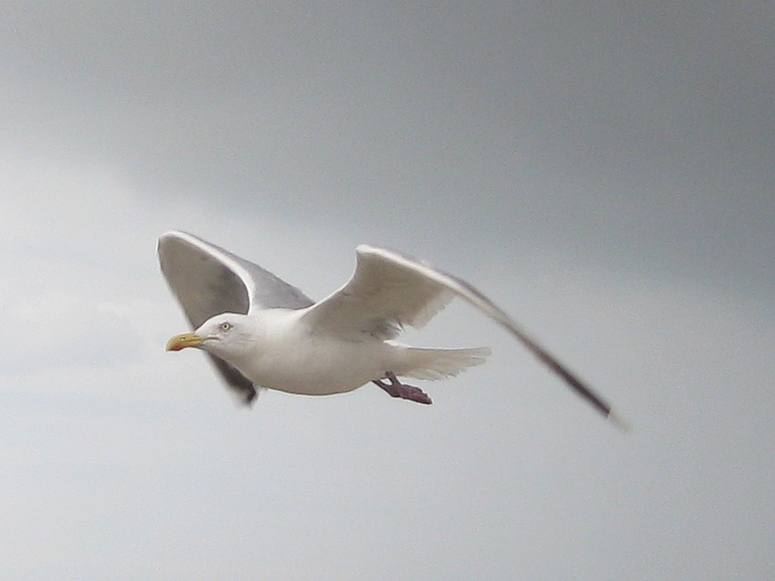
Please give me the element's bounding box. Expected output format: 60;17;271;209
373;372;432;405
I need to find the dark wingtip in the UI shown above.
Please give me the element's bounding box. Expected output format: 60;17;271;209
242;387;258;406
607;409;631;433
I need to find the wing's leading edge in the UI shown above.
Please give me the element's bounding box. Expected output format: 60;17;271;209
300;245;456;341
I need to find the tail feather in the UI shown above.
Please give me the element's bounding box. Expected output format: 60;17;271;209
399;347;491;381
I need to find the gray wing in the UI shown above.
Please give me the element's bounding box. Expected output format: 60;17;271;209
158;231;314;404
302;245;625;427
300;245;455;341
158;231;313;326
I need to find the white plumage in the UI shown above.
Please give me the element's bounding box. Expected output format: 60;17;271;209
160;231;625;427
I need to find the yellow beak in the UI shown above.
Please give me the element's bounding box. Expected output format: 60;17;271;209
166;332;206;352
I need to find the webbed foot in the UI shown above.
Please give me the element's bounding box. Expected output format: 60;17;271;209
373;372;432;405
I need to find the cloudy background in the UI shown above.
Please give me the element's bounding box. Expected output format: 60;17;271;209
1;1;773;579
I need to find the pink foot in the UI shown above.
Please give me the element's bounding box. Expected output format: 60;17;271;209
373;372;432;405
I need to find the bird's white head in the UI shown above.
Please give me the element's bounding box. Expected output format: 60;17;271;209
165;313;258;362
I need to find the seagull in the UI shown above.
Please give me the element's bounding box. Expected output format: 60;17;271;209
159;231;625;427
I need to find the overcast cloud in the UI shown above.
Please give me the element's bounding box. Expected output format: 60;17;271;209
1;2;773;579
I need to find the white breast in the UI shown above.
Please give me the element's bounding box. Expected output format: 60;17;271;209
229;309;398;396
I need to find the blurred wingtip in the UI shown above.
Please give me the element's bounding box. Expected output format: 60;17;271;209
607;409;631;433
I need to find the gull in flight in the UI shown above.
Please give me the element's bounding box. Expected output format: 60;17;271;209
160;231;625;427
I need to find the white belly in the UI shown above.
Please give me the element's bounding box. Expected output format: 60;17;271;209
233;333;399;396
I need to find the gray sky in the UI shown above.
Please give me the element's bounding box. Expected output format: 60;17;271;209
1;2;773;579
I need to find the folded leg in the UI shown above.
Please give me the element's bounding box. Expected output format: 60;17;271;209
372;371;432;405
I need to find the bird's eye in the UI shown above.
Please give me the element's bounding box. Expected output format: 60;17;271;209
219;322;232;332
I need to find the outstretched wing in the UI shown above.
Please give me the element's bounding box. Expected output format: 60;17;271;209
302;245;624;426
300;245;456;341
158;230;314;404
158;231;313;326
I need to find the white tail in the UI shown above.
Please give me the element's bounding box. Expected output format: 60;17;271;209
398;347;492;381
